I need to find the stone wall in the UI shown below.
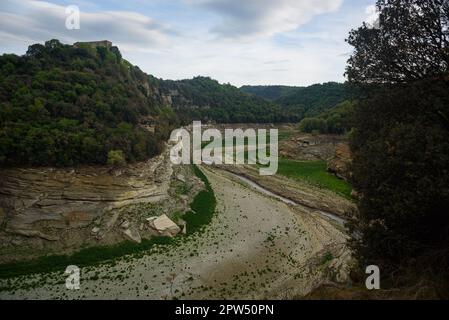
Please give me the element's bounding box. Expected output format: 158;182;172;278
73;40;112;49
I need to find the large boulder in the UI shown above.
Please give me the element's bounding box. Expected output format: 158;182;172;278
122;227;142;243
147;214;181;237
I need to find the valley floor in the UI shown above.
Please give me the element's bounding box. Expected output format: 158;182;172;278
0;166;350;300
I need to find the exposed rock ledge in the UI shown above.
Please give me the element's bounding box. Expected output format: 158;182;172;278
327;143;352;182
0;149;173;240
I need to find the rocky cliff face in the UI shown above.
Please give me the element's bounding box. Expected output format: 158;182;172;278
327;143;352;182
0;149;173;244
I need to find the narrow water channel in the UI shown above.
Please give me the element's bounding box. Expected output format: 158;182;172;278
225;171;348;227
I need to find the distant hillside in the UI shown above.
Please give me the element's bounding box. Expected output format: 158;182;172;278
156;77;287;123
241;82;351;119
240;85;298;101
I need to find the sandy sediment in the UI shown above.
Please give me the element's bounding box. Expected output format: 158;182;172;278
0;166;351;300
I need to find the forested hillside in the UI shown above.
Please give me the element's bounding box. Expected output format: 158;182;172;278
0;39;177;167
156;76;288;123
0;39;353;168
240;85;297;101
241;82;351;119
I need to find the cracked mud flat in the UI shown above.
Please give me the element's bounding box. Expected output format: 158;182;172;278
0;167;350;300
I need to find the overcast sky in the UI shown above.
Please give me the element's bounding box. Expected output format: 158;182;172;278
0;0;377;87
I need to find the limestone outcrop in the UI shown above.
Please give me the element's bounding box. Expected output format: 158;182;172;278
147;214;181;237
327;143;352;181
0;149;173;240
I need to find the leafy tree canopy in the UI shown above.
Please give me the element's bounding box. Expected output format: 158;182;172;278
241;82;351;121
346;0;449;83
347;0;449;289
0;39;175;167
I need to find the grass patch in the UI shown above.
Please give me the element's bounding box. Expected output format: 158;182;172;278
277;159;353;200
183;165;217;234
321;252;334;265
200;128;293;165
0;237;173;280
0;165;216;280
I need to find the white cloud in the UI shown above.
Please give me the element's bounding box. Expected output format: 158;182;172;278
125;32;349;87
365;5;380;27
185;0;344;39
0;0;173;51
0;0;378;86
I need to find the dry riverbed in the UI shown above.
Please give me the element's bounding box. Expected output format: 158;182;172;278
0;166;351;300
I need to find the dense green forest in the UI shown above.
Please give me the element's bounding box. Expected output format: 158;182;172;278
155;76;288;123
241;82;351;120
347;0;449;296
0;39;177;167
160;78;351;124
298;100;355;134
240;85;298;101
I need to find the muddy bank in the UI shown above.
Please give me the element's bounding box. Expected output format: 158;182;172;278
218;165;356;219
226;171;347;227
